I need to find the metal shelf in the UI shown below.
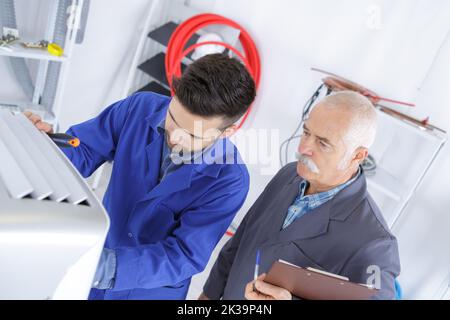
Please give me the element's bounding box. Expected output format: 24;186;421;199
138;52;187;87
1;0;85;132
366;166;406;202
148;21;199;59
0;40;67;62
136;81;170;96
0;101;56;126
366;107;446;228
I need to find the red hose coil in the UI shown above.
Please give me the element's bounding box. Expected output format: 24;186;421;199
165;13;261;129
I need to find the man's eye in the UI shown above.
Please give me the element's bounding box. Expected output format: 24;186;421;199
303;131;310;136
319;140;329;148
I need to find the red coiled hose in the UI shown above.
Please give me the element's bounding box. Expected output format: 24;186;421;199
165;13;261;129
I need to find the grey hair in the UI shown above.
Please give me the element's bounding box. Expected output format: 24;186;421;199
320;90;377;162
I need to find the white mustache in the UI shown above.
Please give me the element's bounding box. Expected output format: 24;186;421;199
295;152;320;174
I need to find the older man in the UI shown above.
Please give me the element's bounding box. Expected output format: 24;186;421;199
199;90;401;300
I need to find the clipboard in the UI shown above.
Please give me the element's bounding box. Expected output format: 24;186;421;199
264;260;379;300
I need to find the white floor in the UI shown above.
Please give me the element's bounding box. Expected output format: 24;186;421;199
86;162;231;300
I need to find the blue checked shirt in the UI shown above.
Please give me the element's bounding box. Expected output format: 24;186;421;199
282;168;361;229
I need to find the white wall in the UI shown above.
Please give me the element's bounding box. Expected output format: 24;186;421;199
56;0;166;129
2;0;449;299
392;33;450;299
185;0;450;300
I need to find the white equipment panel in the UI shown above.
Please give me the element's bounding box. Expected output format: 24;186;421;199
0;110;109;300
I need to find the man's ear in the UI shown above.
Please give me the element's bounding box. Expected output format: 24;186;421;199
220;123;238;139
353;147;369;165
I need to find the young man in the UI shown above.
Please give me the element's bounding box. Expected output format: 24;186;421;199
25;53;256;299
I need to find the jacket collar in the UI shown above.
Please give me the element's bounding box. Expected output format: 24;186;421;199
286;166;367;221
140;105;242;202
326;167;367;221
273;166;367;241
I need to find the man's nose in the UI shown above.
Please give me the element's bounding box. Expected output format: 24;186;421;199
168;129;185;145
298;137;313;157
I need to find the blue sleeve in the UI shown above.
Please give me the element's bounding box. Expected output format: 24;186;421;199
61;95;133;178
110;173;249;291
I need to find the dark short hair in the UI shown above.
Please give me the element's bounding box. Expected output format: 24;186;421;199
172;53;256;123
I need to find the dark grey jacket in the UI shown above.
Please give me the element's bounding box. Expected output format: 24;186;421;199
203;162;401;300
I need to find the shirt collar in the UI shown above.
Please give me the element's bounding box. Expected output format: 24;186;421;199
299;167;362;207
156;117;165;134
